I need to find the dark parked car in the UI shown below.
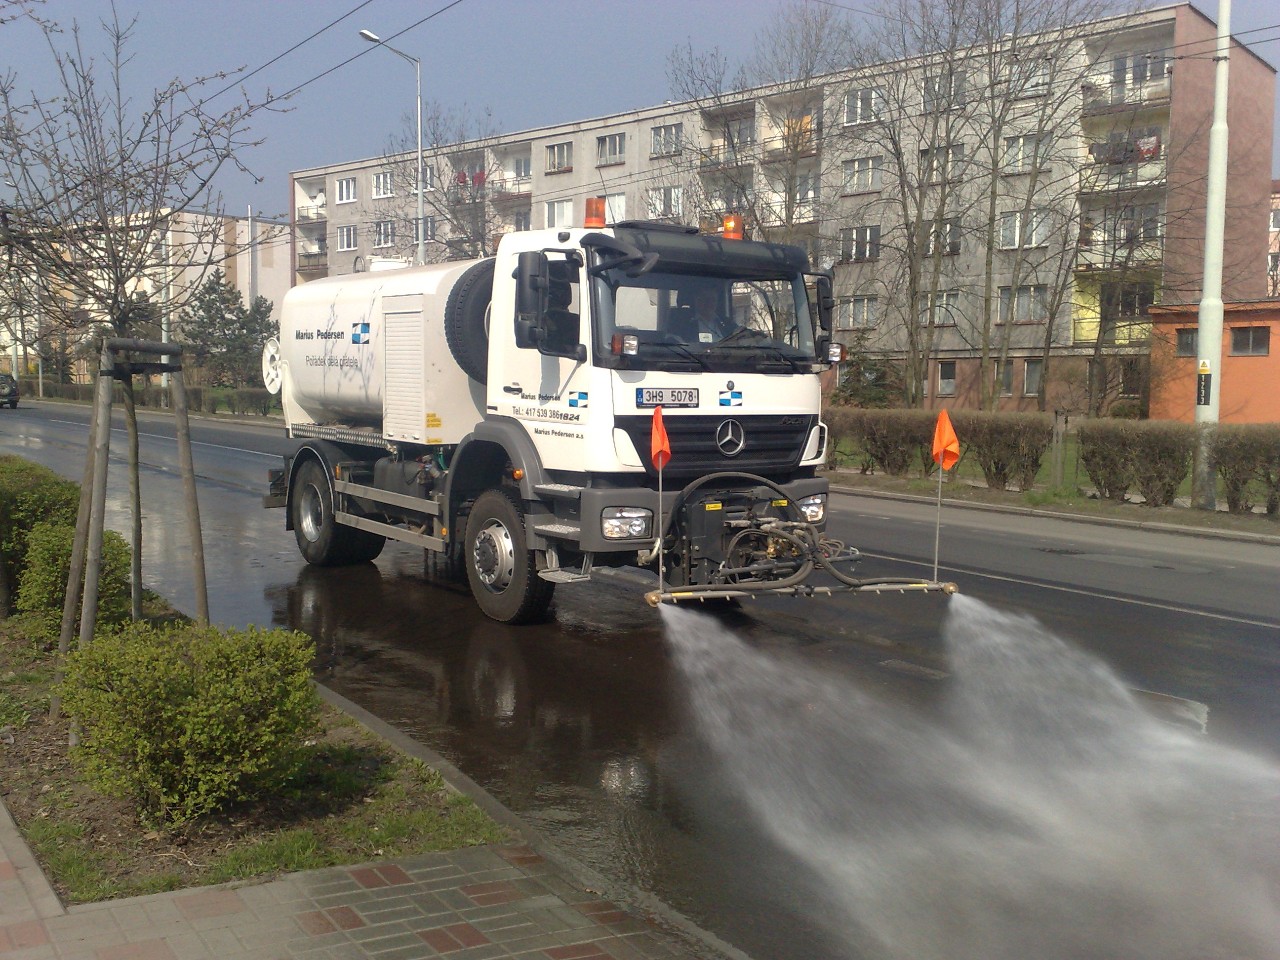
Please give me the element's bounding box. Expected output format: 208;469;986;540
0;373;18;409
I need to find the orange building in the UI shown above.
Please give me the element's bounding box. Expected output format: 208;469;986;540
1148;300;1280;423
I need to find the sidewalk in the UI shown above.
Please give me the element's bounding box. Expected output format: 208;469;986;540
0;814;691;960
0;688;725;960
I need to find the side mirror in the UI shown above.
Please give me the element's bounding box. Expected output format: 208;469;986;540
514;251;548;349
814;274;835;333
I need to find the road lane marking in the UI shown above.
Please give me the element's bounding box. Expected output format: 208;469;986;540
860;551;1280;631
47;418;275;458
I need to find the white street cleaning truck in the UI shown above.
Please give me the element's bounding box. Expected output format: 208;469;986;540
263;213;953;622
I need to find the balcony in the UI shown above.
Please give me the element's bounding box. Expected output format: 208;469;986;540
488;176;532;202
297;248;328;272
698;144;755;171
1080;157;1166;195
296;204;327;223
1075;238;1162;272
1081;77;1171;116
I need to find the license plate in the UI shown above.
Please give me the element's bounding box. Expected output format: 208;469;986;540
636;387;699;408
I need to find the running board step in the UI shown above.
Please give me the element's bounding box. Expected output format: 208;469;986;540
539;568;592;584
534;483;583;501
533;522;581;540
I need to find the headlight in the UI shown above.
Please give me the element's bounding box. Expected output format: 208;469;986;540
797;494;826;523
602;506;653;539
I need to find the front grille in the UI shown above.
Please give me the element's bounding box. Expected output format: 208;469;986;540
616;414;815;478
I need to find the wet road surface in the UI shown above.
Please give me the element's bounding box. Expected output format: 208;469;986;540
5;402;1280;960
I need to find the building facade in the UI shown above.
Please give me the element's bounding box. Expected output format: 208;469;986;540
289;3;1275;415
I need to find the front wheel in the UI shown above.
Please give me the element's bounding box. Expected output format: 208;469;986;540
291;459;385;566
464;489;554;624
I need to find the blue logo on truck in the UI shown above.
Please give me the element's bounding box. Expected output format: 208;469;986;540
569;391;588;408
351;323;370;345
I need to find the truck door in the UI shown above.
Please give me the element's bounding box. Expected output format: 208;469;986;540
501;253;590;466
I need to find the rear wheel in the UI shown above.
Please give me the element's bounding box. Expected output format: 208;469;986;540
464;489;554;623
291;459;385;565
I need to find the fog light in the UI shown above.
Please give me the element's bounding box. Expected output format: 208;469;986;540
602;506;652;539
798;494;825;523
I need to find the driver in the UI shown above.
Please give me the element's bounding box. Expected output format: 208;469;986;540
688;287;738;342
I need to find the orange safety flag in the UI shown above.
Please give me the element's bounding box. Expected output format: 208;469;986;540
651;405;672;471
932;409;960;471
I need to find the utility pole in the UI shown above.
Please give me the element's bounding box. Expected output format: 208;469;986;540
1192;0;1231;510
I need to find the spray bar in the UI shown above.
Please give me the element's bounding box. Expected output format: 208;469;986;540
645;578;959;606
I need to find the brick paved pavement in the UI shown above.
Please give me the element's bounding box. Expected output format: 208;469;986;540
0;792;706;960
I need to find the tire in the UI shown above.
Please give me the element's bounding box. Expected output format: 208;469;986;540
291;459;386;566
7;400;15;409
464;489;554;624
444;258;495;384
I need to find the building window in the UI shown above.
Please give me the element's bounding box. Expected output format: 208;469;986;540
651;123;683;157
998;208;1049;249
843;155;882;193
1010;57;1050;95
597;132;626;166
1109;282;1156;318
921;143;964;182
1269;252;1280;295
841;225;881;262
372;172;393;198
545;141;573;173
920;290;960;326
335;177;356;204
937;360;957;397
922;217;962;257
546;199;573;228
1269;209;1280;230
924;68;967;111
1003;134;1050;173
1119;357;1143;397
1113;202;1162;244
1175;328;1197;357
647;185;683;219
373;220;395;248
844;87;882;125
423;164;438;191
1024;358;1043;397
512;210;531;232
604;192;626;223
995;360;1014;396
336;224;357;251
412;217;436;243
512;156;531;179
724;116;754;150
998;285;1048;324
1230;327;1270;356
837;296;878;329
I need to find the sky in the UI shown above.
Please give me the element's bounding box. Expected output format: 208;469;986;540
3;0;1278;219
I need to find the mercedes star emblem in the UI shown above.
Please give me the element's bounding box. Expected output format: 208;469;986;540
716;419;746;457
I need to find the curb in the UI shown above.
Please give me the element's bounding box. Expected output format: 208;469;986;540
828;482;1280;547
315;684;752;960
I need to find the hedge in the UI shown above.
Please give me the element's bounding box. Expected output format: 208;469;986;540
1078;419;1195;506
15;523;131;639
61;622;319;828
1213;424;1280;515
949;412;1053;491
0;456;80;617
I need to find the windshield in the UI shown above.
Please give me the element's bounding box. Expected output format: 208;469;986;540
590;259;818;372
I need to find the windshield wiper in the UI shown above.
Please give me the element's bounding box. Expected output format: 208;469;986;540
648;340;712;369
716;342;807;372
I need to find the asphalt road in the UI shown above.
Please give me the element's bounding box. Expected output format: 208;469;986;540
3;400;1279;960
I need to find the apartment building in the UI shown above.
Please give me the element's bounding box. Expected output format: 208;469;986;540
3;210;290;383
289;3;1275;415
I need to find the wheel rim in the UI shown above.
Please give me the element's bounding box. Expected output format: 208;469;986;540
299;483;324;543
472;519;515;592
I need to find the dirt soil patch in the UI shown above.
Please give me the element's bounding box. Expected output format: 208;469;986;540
0;619;509;904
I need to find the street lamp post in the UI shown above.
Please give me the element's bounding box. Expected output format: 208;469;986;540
360;29;425;267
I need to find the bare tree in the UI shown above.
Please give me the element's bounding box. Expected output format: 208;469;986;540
666;3;856;266
377;102;511;262
0;7;264;617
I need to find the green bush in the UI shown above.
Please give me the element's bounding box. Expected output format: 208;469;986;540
0;456;80;617
950;412;1052;490
1128;421;1193;507
61;623;319;828
842;408;936;477
15;523;131;638
1214;424;1280;515
1078;419;1136;501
